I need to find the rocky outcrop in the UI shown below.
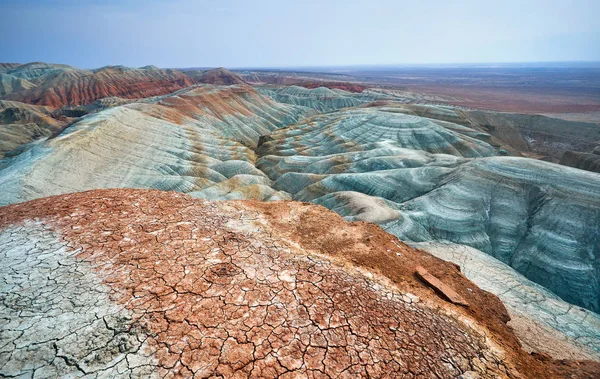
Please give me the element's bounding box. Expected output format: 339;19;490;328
1;188;599;378
0;100;59;127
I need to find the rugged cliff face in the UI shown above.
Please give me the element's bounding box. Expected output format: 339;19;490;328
1;189;599;378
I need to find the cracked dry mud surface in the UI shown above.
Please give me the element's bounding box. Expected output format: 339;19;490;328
1;189;599;378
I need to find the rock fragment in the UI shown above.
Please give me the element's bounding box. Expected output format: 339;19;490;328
415;265;470;307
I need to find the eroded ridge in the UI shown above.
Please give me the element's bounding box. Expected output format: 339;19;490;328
1;189;598;378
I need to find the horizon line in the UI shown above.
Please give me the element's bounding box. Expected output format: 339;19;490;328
4;60;600;71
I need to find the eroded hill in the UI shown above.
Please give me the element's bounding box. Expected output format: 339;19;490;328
1;63;195;108
1;189;599;378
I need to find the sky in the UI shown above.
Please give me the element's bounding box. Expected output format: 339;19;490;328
1;0;599;69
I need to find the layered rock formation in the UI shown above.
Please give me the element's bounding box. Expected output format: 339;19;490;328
256;107;600;312
459;110;600;161
0;73;36;96
0;62;76;83
387;104;600;162
252;98;600;360
0;100;66;158
0;63;21;72
255;85;402;112
560;148;600;173
189;67;248;85
0;84;310;205
1;68;600;373
1;189;599;378
298;81;366;93
2;63;195;108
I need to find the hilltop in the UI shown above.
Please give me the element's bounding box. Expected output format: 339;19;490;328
1;189;599;378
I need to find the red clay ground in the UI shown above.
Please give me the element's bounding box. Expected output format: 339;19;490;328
1;189;599;378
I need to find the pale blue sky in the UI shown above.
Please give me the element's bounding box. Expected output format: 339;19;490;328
1;0;599;68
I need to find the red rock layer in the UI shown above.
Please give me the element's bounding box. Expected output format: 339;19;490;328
156;84;273;121
5;67;195;108
240;73;366;93
193;68;247;85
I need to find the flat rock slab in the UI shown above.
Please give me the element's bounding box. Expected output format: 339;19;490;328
416;265;470;307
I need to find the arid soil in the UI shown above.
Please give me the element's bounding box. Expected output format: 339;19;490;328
237;67;600;115
1;189;599;378
407;85;600;114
